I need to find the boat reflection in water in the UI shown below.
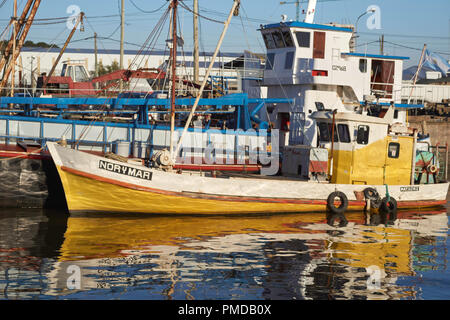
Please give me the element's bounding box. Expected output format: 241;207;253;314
0;207;448;299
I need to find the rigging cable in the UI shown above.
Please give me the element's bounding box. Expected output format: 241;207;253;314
178;0;224;24
128;0;167;14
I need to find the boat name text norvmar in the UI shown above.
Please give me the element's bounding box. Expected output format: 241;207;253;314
99;160;153;180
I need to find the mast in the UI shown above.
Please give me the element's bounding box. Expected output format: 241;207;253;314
42;12;84;88
119;0;125;92
0;0;42;91
193;0;199;84
172;0;240;161
0;0;34;72
169;0;178;161
10;0;17;97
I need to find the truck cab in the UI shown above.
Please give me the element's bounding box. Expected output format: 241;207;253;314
36;60;94;96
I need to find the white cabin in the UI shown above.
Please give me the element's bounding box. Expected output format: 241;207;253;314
258;20;410;147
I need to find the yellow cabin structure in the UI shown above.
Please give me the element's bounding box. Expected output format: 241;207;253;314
312;107;415;185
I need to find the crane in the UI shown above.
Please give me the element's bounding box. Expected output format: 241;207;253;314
0;0;42;93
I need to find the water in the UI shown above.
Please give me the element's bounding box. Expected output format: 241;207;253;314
0;196;449;300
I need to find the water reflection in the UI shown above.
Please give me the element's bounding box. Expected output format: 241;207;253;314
0;206;448;300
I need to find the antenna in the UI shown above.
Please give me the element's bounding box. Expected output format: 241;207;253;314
281;14;288;22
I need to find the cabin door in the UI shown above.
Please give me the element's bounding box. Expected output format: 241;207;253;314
313;32;326;59
383;137;413;185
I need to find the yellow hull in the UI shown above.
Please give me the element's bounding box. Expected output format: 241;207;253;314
56;165;363;214
58;211;423;276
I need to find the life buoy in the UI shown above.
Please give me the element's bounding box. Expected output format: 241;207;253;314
380;197;397;214
427;164;438;174
327;191;348;214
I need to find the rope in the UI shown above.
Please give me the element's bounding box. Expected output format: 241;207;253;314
384;184;390;202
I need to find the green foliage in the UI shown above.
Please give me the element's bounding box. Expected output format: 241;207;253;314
97;60;120;76
23;40;59;48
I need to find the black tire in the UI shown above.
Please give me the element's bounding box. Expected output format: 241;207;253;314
363;187;380;201
369;213;382;226
327;213;348;227
327;191;349;214
380;210;397;225
380;197;397;214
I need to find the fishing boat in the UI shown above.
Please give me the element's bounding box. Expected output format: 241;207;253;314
3;0;449;211
46;101;449;215
45;0;448;215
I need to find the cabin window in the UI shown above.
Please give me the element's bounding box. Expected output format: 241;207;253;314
263;33;276;49
388;142;400;158
318;122;338;142
318;123;330;142
285;51;295;69
272;31;286;48
74;66;89;82
359;59;367;73
313;31;326;59
282;31;294;47
265;53;275;70
356;125;370;145
295;31;310;48
337;124;351;143
67;66;74;79
61;64;67;77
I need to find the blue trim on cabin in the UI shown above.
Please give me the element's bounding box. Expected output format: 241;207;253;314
342;52;410;60
360;101;424;109
262;21;353;33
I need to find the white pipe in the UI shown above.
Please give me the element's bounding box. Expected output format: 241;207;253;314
304;0;317;24
410;129;418;185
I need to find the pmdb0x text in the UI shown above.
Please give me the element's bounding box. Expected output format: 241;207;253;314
222;304;271;315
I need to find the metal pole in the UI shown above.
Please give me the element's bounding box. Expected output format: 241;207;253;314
28;56;34;88
10;0;17;98
410;129;418;185
169;0;178;160
380;34;384;55
352;9;374;52
119;0;125;92
193;0;199;85
94;32;98;77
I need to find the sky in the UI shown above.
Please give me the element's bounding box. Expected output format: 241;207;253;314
1;0;449;68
